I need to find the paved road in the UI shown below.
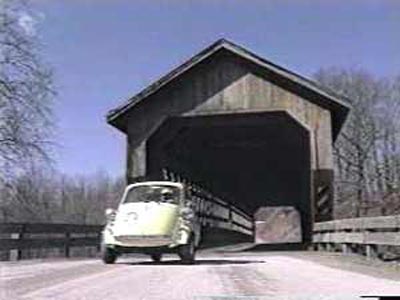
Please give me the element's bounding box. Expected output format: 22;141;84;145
1;251;400;300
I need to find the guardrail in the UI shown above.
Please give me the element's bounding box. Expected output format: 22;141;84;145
191;186;254;236
161;169;255;236
0;223;103;261
313;215;400;259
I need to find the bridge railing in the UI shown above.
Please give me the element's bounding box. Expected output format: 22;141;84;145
162;169;254;236
0;223;103;261
191;186;254;236
313;215;400;259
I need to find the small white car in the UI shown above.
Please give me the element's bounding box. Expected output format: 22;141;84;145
101;181;201;264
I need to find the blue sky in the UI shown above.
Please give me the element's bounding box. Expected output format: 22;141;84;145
31;0;400;177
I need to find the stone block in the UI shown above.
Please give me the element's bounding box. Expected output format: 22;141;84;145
255;206;302;243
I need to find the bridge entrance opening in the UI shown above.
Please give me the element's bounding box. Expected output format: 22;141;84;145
147;111;312;244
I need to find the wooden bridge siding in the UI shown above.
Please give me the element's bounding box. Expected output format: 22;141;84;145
180;59;334;171
125;53;335;221
127;138;146;180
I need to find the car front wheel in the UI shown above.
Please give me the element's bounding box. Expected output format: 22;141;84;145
102;247;117;264
150;253;162;262
178;236;196;264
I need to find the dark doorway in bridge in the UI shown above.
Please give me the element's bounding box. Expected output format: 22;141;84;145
147;111;312;244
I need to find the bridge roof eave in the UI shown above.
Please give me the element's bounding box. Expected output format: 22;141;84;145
106;38;351;140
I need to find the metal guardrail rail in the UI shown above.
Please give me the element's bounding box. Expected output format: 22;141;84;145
0;223;103;260
313;215;400;258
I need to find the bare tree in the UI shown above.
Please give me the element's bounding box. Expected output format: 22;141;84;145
315;68;400;218
0;166;124;224
0;0;54;183
1;165;58;222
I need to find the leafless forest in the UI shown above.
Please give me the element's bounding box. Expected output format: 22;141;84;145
1;1;400;225
315;69;400;219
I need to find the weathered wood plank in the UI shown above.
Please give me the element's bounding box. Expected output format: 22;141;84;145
0;223;24;233
0;238;67;250
333;218;363;230
0;223;102;234
313;215;400;247
313;221;336;232
364;232;400;246
70;237;101;247
314;215;400;232
24;224;103;234
0;237;100;251
359;216;399;230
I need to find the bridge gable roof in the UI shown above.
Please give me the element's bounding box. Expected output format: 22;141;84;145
106;39;350;139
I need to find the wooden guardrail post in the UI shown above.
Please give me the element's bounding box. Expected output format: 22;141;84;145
64;232;71;258
97;232;102;252
9;233;19;261
365;244;378;259
341;228;352;255
18;224;26;260
228;203;233;226
10;225;24;261
341;243;349;255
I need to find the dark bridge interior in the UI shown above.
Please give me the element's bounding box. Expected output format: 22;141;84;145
147;111;312;242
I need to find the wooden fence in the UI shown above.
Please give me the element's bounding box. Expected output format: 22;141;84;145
313;215;400;259
0;223;103;261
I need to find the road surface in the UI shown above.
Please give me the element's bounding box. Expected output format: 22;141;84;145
1;251;400;300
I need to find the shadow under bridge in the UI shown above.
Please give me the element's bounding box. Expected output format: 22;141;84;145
146;111;311;247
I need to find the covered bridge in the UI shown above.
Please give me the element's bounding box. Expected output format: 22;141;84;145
106;39;350;244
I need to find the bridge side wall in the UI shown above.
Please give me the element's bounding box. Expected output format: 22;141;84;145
125;53;334;221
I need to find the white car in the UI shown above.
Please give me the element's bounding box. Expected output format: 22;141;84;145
101;181;201;264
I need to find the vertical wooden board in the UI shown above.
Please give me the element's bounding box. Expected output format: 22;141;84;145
309;130;317;170
303;101;313;129
221;78;240;111
260;74;274;108
269;82;279;108
242;73;251;110
316;110;333;169
289;92;301;123
281;86;293;112
224;59;249;111
225;59;241;110
213;57;225;108
202;62;221;111
246;73;259;107
127;140;146;180
296;92;308;125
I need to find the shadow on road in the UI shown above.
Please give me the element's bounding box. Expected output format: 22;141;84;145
118;259;266;266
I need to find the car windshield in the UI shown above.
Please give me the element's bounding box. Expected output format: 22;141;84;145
123;185;181;204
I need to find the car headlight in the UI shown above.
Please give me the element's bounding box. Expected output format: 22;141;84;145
180;207;194;221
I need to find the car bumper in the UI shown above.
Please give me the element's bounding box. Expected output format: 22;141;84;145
112;234;174;247
112;244;179;254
